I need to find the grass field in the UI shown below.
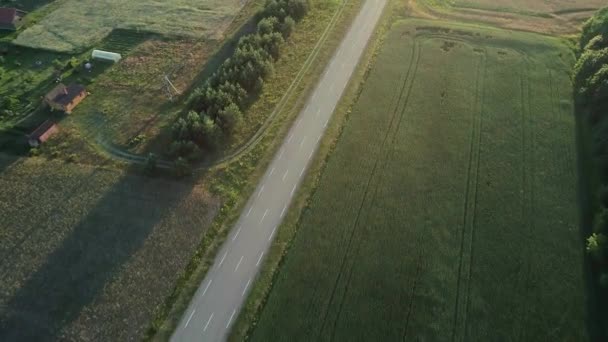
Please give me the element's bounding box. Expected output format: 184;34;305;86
250;19;587;341
450;0;605;14
0;154;219;340
413;0;604;35
13;0;245;52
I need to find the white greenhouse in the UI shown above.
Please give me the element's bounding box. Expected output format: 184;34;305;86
91;49;122;63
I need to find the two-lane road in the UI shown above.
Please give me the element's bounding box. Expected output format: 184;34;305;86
171;0;387;340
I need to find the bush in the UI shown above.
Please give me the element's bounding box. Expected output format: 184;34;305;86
257;16;279;36
581;7;608;49
218;102;242;132
281;16;296;39
144;153;158;175
172;157;192;178
587;233;607;260
3;96;20;111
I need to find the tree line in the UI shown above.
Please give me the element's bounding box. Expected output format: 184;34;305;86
574;6;608;302
169;0;310;161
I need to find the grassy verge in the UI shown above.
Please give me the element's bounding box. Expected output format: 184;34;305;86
144;0;366;339
227;1;396;340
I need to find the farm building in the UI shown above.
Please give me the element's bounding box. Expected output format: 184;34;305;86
0;7;26;30
44;83;87;113
28;120;58;147
92;49;122;63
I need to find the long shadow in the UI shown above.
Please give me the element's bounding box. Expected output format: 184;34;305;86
176;14;259;101
0;161;198;341
574;111;605;342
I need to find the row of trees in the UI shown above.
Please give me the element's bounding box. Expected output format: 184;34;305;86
169;0;310;160
575;8;608;291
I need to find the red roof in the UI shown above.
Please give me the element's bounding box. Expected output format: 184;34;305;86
0;8;17;25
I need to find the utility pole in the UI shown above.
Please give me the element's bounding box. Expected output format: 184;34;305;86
162;74;180;101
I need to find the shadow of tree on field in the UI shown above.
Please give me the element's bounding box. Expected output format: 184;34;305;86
574;113;606;342
0;164;200;341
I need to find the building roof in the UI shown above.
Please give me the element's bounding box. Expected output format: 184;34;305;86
51;84;86;106
29;120;57;140
0;8;17;25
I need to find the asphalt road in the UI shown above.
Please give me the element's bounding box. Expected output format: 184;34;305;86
171;1;387;340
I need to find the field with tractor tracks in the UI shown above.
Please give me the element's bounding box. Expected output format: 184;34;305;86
250;19;587;341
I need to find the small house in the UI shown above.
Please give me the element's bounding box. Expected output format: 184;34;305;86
44;83;87;113
0;8;26;31
92;49;122;63
28;120;58;147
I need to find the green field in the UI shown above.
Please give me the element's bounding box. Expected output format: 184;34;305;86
250;19;587;340
13;0;244;52
451;0;604;14
0;154;218;340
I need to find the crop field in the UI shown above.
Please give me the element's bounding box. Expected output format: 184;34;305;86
448;0;605;14
251;19;587;341
13;0;245;52
0;154;219;340
415;0;605;35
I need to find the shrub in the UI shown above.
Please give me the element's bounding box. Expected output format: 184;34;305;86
144;153;158;175
201;113;222;149
587;233;607;260
52;58;64;71
3;96;20;111
581;7;608;49
258;16;279;36
218;102;242;132
281;16;296;39
286;0;310;20
172;157;192;178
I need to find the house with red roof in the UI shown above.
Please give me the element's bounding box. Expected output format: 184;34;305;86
44;83;88;114
0;8;26;31
28;120;58;147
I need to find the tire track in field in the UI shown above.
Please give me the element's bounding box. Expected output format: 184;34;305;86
548;70;575;180
316;37;422;341
514;56;536;342
327;38;425;341
451;45;486;342
551;70;576;180
401;252;424;342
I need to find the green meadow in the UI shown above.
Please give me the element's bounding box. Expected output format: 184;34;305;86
250;19;587;341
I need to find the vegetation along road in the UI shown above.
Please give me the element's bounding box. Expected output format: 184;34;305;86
170;0;387;340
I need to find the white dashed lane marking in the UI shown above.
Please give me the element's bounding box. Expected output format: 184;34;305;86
185;309;196;328
202;280;212;297
242;278;251;296
219;252;227;267
226;310;236;328
203;313;214;332
234;256;243;272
